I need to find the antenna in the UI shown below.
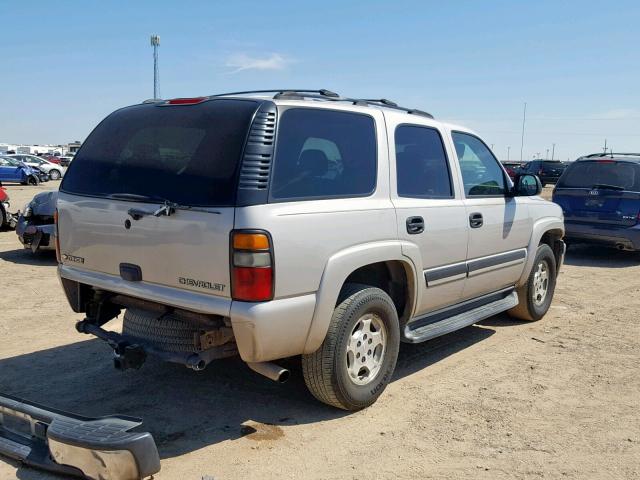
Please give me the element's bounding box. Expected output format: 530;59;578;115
150;35;160;99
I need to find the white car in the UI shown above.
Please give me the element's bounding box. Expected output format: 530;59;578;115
9;154;65;180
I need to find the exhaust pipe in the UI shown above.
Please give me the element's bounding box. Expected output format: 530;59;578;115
247;362;290;383
616;243;626;251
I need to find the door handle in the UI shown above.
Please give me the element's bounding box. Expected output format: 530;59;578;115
406;216;425;234
469;212;483;228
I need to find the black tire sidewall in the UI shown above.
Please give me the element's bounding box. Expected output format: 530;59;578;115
332;288;400;408
527;245;557;320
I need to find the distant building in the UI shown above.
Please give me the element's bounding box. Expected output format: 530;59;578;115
0;141;82;155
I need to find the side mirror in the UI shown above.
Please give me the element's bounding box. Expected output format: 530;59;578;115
513;173;542;196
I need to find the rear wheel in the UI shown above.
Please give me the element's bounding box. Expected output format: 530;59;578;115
509;244;557;321
49;169;61;180
302;284;400;411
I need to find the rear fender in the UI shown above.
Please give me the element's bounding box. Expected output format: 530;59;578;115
302;241;420;354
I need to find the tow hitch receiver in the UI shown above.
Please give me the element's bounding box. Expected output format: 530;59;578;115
0;393;160;479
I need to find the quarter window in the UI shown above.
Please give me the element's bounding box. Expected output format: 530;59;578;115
395;125;452;198
270;109;377;200
452;132;505;196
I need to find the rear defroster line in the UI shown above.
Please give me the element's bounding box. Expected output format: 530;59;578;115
0;393;160;479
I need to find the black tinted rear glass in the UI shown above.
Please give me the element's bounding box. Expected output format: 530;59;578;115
557;161;640;191
61;99;259;206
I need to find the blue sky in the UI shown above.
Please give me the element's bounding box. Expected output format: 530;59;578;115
1;0;638;160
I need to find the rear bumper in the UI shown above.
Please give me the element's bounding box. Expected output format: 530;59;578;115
230;293;316;362
565;222;640;250
0;393;160;479
59;266;317;363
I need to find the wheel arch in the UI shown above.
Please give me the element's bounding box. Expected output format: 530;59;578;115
302;241;419;354
518;217;565;286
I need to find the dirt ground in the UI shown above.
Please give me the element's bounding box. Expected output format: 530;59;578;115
0;183;639;480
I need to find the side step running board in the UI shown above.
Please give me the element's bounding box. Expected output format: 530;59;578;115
404;289;518;343
0;393;160;479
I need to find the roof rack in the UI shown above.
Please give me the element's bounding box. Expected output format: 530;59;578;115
582;152;640;158
209;89;434;119
211;89;340;99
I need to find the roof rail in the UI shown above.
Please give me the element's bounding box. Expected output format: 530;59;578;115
580;152;640;159
209;89;435;118
211;89;340;99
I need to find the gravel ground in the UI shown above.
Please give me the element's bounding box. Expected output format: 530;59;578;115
1;183;638;480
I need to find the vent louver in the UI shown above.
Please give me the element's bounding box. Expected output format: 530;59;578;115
238;103;277;192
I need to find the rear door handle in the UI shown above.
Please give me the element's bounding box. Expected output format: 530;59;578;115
406;216;425;234
469;212;484;228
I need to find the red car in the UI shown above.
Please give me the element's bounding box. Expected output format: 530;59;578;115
0;186;17;229
45;155;62;165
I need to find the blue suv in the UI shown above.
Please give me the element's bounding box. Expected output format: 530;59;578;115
553;153;640;251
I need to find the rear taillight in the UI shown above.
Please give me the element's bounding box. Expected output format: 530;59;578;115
231;231;273;302
54;209;61;263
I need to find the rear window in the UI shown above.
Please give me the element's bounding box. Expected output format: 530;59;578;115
557;161;640;191
61;99;259;206
270;108;376;200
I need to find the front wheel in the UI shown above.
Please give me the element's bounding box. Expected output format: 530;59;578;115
509;244;557;321
302;284;400;411
49;169;61;180
27;175;38;185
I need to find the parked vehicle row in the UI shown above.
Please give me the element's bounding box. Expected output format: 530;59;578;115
9;154;65;180
500;160;569;186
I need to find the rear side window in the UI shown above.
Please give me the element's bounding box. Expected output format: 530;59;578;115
270;108;376;200
395;125;452;198
452;132;506;196
558;161;640;191
61;99;259;206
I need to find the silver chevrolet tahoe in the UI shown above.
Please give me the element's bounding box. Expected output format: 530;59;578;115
56;89;565;411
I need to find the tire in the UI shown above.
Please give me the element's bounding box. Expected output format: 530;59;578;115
302;284;400;411
49;169;61;180
508;244;557;321
122;308;200;353
0;206;6;229
27;175;38;185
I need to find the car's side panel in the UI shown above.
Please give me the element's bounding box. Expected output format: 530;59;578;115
385;115;470;314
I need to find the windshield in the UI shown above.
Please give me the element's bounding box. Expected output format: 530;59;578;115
61;99;259;206
557;161;640;191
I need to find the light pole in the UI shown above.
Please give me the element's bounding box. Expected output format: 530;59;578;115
507;146;510;161
551;143;555;161
546;148;549;160
150;35;160;99
520;102;527;161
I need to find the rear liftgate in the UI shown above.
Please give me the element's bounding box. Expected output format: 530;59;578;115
0;393;160;479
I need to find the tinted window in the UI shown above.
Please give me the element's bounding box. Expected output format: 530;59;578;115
395;125;452;198
452;132;505;196
61;99;259;206
270;108;376;200
557;161;640;191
